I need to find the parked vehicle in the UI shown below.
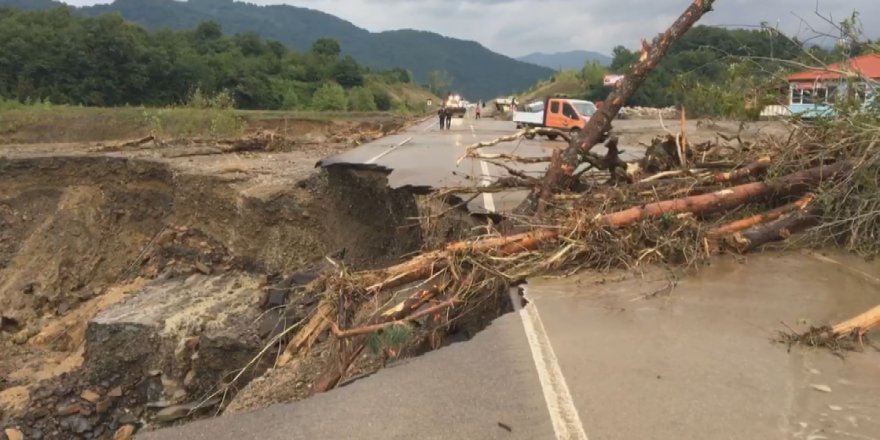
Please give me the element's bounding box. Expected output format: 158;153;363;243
444;94;467;118
513;97;597;140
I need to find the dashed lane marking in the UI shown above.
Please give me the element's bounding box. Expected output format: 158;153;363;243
365;137;412;164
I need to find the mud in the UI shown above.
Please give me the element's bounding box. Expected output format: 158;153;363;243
0;115;449;438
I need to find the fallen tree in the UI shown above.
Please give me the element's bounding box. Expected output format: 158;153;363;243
518;0;719;213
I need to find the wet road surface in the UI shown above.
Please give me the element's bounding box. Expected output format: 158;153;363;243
143;250;880;440
319;115;643;214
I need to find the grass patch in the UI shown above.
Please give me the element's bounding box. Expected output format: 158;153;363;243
0;100;420;144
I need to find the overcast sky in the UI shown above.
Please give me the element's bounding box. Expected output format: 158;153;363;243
59;0;879;57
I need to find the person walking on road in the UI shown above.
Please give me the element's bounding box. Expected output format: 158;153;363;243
444;107;452;130
438;105;447;130
475;103;481;120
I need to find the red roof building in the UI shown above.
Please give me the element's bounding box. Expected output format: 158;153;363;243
787;53;880;83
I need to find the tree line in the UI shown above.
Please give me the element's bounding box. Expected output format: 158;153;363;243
0;7;415;110
545;25;877;118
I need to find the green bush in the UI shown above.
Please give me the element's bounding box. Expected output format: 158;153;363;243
185;87;235;109
347;87;377;111
311;82;347;111
372;88;393;111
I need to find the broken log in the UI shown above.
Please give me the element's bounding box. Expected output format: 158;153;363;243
728;211;820;253
520;0;719;213
707;194;815;237
331;297;460;339
596;161;849;228
117;135;155;148
712;156;771;183
831;305;880;337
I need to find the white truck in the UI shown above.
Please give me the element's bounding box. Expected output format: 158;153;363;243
513;97;597;140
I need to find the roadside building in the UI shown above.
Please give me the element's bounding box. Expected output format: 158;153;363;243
763;53;880;118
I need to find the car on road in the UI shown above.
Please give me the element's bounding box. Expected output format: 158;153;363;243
444;94;467;118
513;97;597;140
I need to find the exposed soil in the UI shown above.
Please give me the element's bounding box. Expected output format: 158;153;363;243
0;114;455;439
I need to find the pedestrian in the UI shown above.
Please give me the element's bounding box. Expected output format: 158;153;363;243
444;107;452;130
438;106;447;130
475;103;481;120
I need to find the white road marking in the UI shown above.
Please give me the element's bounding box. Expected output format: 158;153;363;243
470;123;497;213
512;287;588;440
422;120;438;132
479;159;497;213
365;137;412;164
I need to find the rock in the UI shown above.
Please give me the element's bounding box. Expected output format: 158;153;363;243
56;300;72;315
57;401;86;416
4;428;24;440
183;370;195;388
112;425;135;440
107;386;123;398
1;316;20;332
153;404;191;423
84;273;263;394
80;389;101;403
11;330;28;345
117;413;139;425
62;415;92;434
810;384;832;393
155;229;176;246
95;398;112;414
194;262;211;275
146;400;173;409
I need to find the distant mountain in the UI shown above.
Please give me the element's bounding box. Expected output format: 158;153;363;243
0;0;60;9
519;50;612;70
0;0;553;99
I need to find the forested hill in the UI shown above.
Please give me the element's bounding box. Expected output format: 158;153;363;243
0;7;431;111
1;0;554;99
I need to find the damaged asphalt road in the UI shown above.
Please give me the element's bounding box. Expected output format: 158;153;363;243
140;116;880;440
319;117;557;214
141;251;880;440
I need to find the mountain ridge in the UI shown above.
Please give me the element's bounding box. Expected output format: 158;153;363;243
0;0;554;99
519;50;612;70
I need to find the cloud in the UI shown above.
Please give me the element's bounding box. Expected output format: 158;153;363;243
58;0;880;57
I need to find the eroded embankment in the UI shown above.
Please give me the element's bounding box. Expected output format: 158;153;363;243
0;153;445;439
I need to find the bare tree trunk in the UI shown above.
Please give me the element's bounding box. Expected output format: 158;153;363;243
832;305;880;337
596;161;849;227
518;0;719;214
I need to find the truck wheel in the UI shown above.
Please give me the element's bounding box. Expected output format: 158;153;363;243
524;132;536;140
547;134;558;141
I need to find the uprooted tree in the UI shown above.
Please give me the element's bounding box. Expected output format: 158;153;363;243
517;0;720;214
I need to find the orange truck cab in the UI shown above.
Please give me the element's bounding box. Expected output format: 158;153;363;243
513;97;598;140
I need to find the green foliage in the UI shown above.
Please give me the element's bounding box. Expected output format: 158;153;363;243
333;56;364;88
427;70;452;96
143;107;242;138
605;25;809;109
185;87;235;109
377;67;412;84
5;0;554;100
311;82;347;111
347;86;377;111
312;37;341;58
371;87;393;111
366;323;412;355
0;8;418;111
673;62;788;119
579;60;607;89
609;45;640;73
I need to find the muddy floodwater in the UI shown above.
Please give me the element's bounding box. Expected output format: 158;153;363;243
527;250;880;439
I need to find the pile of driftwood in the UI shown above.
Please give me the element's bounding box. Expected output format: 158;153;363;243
245;0;879;400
